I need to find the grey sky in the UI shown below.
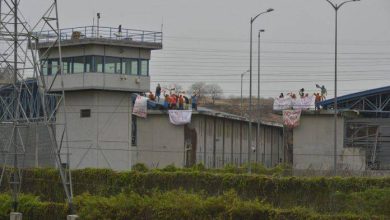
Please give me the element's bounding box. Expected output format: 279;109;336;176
21;0;390;98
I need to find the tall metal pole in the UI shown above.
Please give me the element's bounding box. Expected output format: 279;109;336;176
256;29;264;163
248;8;273;173
324;0;360;176
333;8;338;176
12;0;19;211
249;19;253;173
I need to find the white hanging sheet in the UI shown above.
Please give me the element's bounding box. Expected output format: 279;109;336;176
132;95;148;118
283;110;302;128
168;110;192;125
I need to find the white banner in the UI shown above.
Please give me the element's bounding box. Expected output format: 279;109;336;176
273;97;293;110
168;110;192;125
274;96;315;111
132;95;148;118
283;110;302;128
292;96;315;110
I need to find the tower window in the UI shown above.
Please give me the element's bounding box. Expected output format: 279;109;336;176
42;56;149;76
73;56;85;73
85;56;93;72
80;109;91;118
131;60;138;75
93;56;104;72
140;60;149;76
105;57;121;74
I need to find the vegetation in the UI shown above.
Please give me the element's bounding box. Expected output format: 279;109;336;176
0;190;386;220
0;164;389;219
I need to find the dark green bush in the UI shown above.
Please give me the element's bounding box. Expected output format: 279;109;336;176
1;168;390;217
131;163;149;172
332;187;390;216
0;194;67;220
73;190;376;220
161;164;178;172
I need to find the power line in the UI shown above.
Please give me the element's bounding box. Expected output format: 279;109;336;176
158;48;390;55
151;78;389;83
163;35;390;47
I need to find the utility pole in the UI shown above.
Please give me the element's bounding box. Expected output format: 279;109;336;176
248;8;273;173
324;0;360;175
256;29;264;163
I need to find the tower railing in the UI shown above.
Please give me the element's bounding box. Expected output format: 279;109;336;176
36;26;163;44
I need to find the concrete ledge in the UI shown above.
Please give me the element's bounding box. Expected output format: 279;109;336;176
67;215;79;220
10;212;22;220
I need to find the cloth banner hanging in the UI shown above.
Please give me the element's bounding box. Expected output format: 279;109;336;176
132;95;148;118
273;97;293;110
292;96;315;110
168;110;192;125
283;110;302;128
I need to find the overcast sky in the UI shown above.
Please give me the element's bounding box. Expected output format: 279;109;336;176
20;0;390;98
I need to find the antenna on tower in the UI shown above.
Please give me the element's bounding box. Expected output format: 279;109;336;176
97;12;101;37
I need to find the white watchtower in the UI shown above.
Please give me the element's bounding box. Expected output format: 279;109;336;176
36;26;162;170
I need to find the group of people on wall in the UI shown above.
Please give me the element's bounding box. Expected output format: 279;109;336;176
145;84;199;110
278;84;328;110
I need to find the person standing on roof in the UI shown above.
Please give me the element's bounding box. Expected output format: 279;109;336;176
183;95;190;110
316;84;327;100
155;83;161;103
148;91;155;101
164;94;170;109
170;94;177;109
314;93;321;110
299;88;305;98
178;95;184;110
191;93;199;111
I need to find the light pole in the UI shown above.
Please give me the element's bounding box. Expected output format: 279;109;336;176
256;29;265;164
240;70;249;116
324;0;360;175
248;8;273;173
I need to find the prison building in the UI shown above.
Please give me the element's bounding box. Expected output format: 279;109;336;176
134;107;284;169
292;86;390;172
2;26;284;170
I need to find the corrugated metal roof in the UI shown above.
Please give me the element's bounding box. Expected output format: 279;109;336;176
319;85;390;107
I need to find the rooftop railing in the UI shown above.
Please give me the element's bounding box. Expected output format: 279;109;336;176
36;26;163;44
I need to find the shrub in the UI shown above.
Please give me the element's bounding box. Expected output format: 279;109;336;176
131;163;149;172
0;194;67;220
1;168;390;217
161;164;178;172
73;190;376;220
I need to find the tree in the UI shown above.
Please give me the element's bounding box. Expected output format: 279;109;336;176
162;83;183;95
205;84;223;104
189;82;207;101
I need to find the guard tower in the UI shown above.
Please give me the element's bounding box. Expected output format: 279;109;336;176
36;26;162;170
